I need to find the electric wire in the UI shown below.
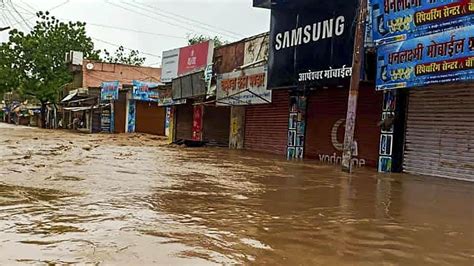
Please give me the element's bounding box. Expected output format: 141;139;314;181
124;1;244;39
106;0;239;41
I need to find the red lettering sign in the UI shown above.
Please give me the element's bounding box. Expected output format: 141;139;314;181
178;41;212;76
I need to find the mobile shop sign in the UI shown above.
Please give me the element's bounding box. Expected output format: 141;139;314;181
216;66;271;106
375;25;474;90
161;48;180;83
268;2;358;89
371;0;474;45
100;81;119;101
177;41;214;77
132;80;160;102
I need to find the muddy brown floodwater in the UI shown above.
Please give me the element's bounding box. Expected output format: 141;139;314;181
0;123;473;265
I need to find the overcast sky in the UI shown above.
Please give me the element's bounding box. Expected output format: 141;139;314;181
0;0;270;66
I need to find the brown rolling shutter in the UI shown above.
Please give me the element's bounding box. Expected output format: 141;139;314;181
306;85;381;167
203;106;231;147
135;101;165;135
114;91;127;133
176;104;193;140
244;90;289;155
404;85;474;181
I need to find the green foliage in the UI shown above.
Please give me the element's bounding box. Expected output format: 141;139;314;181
187;34;228;47
103;46;146;66
0;11;100;103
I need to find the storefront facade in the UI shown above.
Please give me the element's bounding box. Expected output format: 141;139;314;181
372;1;474;181
260;0;382;165
305;85;382;167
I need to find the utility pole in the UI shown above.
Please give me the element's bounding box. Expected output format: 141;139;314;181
0;26;10;32
341;0;368;173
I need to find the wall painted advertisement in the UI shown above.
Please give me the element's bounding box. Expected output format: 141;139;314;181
100;81;119;101
375;25;474;90
267;1;358;89
216;66;271;106
371;0;474;45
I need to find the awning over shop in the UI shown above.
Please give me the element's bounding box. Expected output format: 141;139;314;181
63;104;106;112
61;89;78;103
172;71;207;100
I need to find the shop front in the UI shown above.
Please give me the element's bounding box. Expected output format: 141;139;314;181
216;65;279;153
371;1;474;181
305;85;382;167
126;80;166;136
165;40;217;144
264;0;367;162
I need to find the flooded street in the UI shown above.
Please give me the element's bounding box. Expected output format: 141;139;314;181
0;123;473;265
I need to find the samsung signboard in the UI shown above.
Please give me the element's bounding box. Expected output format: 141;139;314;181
267;1;358;89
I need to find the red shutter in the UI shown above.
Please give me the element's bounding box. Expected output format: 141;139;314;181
244;90;289;155
306;85;381;167
135;101;166;135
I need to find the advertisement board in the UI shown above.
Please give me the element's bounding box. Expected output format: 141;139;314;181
216;66;271;106
371;0;474;45
132;80;160;102
177;41;214;77
161;49;179;83
268;2;358;89
375;25;474;90
100;81;119;101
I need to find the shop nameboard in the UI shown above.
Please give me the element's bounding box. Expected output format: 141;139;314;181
177;41;214;77
371;0;474;45
161;49;179;83
100;81;119;101
216;66;271;106
132;80;160;102
375;25;474;90
268;2;358;89
156;87;187;106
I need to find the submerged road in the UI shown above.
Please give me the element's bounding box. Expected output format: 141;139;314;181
0;123;473;265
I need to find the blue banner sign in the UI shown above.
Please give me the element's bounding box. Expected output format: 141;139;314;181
371;0;474;45
132;80;160;102
376;25;474;90
101;81;119;101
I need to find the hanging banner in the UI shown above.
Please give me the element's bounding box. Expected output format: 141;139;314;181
371;0;474;45
268;2;358;89
216;66;271;106
100;81;119;101
132;80;160;102
375;25;474;90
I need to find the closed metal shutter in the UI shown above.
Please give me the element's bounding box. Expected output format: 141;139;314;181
176;104;193;140
203;106;230;147
135;101;166;135
404;85;474;181
114;91;127;133
306;85;381;167
244;90;289;155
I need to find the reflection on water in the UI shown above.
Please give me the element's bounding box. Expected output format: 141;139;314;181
0;123;473;265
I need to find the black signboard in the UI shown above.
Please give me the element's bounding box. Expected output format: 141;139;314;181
268;1;358;89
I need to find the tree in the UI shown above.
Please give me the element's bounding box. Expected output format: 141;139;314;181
187;34;228;47
0;11;100;127
103;46;146;66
